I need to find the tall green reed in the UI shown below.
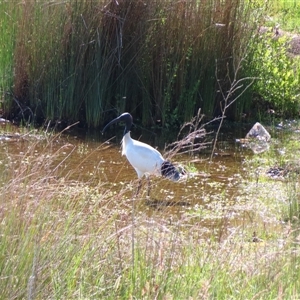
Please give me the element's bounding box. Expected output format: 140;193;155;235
0;1;20;115
4;0;260;127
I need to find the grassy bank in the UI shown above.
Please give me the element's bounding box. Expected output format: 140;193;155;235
268;0;300;32
0;126;300;299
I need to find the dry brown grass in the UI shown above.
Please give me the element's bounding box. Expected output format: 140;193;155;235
1;123;300;298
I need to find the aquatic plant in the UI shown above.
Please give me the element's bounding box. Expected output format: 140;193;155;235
1;0;260;127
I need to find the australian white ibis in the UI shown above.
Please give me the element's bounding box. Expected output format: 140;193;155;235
102;112;180;196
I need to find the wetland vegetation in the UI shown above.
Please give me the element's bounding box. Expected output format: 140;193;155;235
1;118;300;299
0;0;300;127
1;0;300;299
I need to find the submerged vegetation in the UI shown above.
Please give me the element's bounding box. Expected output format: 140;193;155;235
0;0;299;127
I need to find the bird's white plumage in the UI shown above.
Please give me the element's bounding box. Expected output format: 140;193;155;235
102;112;180;191
122;132;164;179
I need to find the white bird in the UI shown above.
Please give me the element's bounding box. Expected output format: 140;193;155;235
102;112;180;196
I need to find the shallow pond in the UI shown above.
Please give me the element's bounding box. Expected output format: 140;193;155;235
0;120;295;233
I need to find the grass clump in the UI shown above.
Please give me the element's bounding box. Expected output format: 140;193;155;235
248;32;300;118
267;0;300;32
0;126;300;299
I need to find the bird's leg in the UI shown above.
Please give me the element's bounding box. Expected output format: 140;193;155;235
147;177;151;197
135;179;142;197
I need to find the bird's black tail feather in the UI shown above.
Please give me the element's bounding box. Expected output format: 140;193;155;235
161;161;180;182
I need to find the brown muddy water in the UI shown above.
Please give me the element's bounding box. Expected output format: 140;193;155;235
0;121;290;229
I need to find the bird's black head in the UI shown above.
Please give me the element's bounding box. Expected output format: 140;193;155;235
102;112;133;136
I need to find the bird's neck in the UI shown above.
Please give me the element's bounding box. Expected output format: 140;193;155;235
121;132;132;156
123;120;132;135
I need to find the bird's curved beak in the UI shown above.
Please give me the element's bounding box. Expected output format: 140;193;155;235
102;113;132;136
101;117;120;134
